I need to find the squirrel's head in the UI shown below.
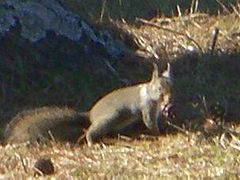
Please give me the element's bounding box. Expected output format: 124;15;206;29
148;63;172;101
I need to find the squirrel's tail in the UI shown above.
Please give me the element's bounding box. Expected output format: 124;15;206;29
77;111;90;119
4;106;90;144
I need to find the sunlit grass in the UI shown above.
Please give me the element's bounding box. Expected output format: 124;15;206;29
0;133;239;178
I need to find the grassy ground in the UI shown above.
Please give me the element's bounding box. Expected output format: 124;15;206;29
0;133;239;178
1;1;240;179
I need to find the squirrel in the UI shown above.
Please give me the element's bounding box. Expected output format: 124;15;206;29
3;106;90;144
4;63;172;146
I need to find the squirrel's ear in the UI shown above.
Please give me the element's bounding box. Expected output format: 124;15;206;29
162;63;170;78
162;63;172;83
151;63;159;81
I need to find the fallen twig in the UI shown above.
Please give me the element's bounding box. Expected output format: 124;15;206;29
136;17;203;52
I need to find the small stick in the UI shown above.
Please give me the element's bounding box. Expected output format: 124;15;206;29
210;28;219;54
190;0;199;14
15;153;28;174
216;0;230;13
100;0;107;22
47;130;56;142
166;121;189;135
201;95;209;116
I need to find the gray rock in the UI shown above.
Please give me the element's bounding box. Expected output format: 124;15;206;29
0;0;124;57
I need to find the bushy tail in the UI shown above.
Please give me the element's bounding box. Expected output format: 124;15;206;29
4;106;90;144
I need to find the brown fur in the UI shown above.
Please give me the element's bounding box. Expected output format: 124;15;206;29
4;106;90;144
84;63;172;146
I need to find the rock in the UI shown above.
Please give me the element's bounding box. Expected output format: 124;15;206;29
0;0;124;58
34;157;54;176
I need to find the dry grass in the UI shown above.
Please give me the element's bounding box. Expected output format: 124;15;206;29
1;4;240;179
116;12;240;59
0;131;239;179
